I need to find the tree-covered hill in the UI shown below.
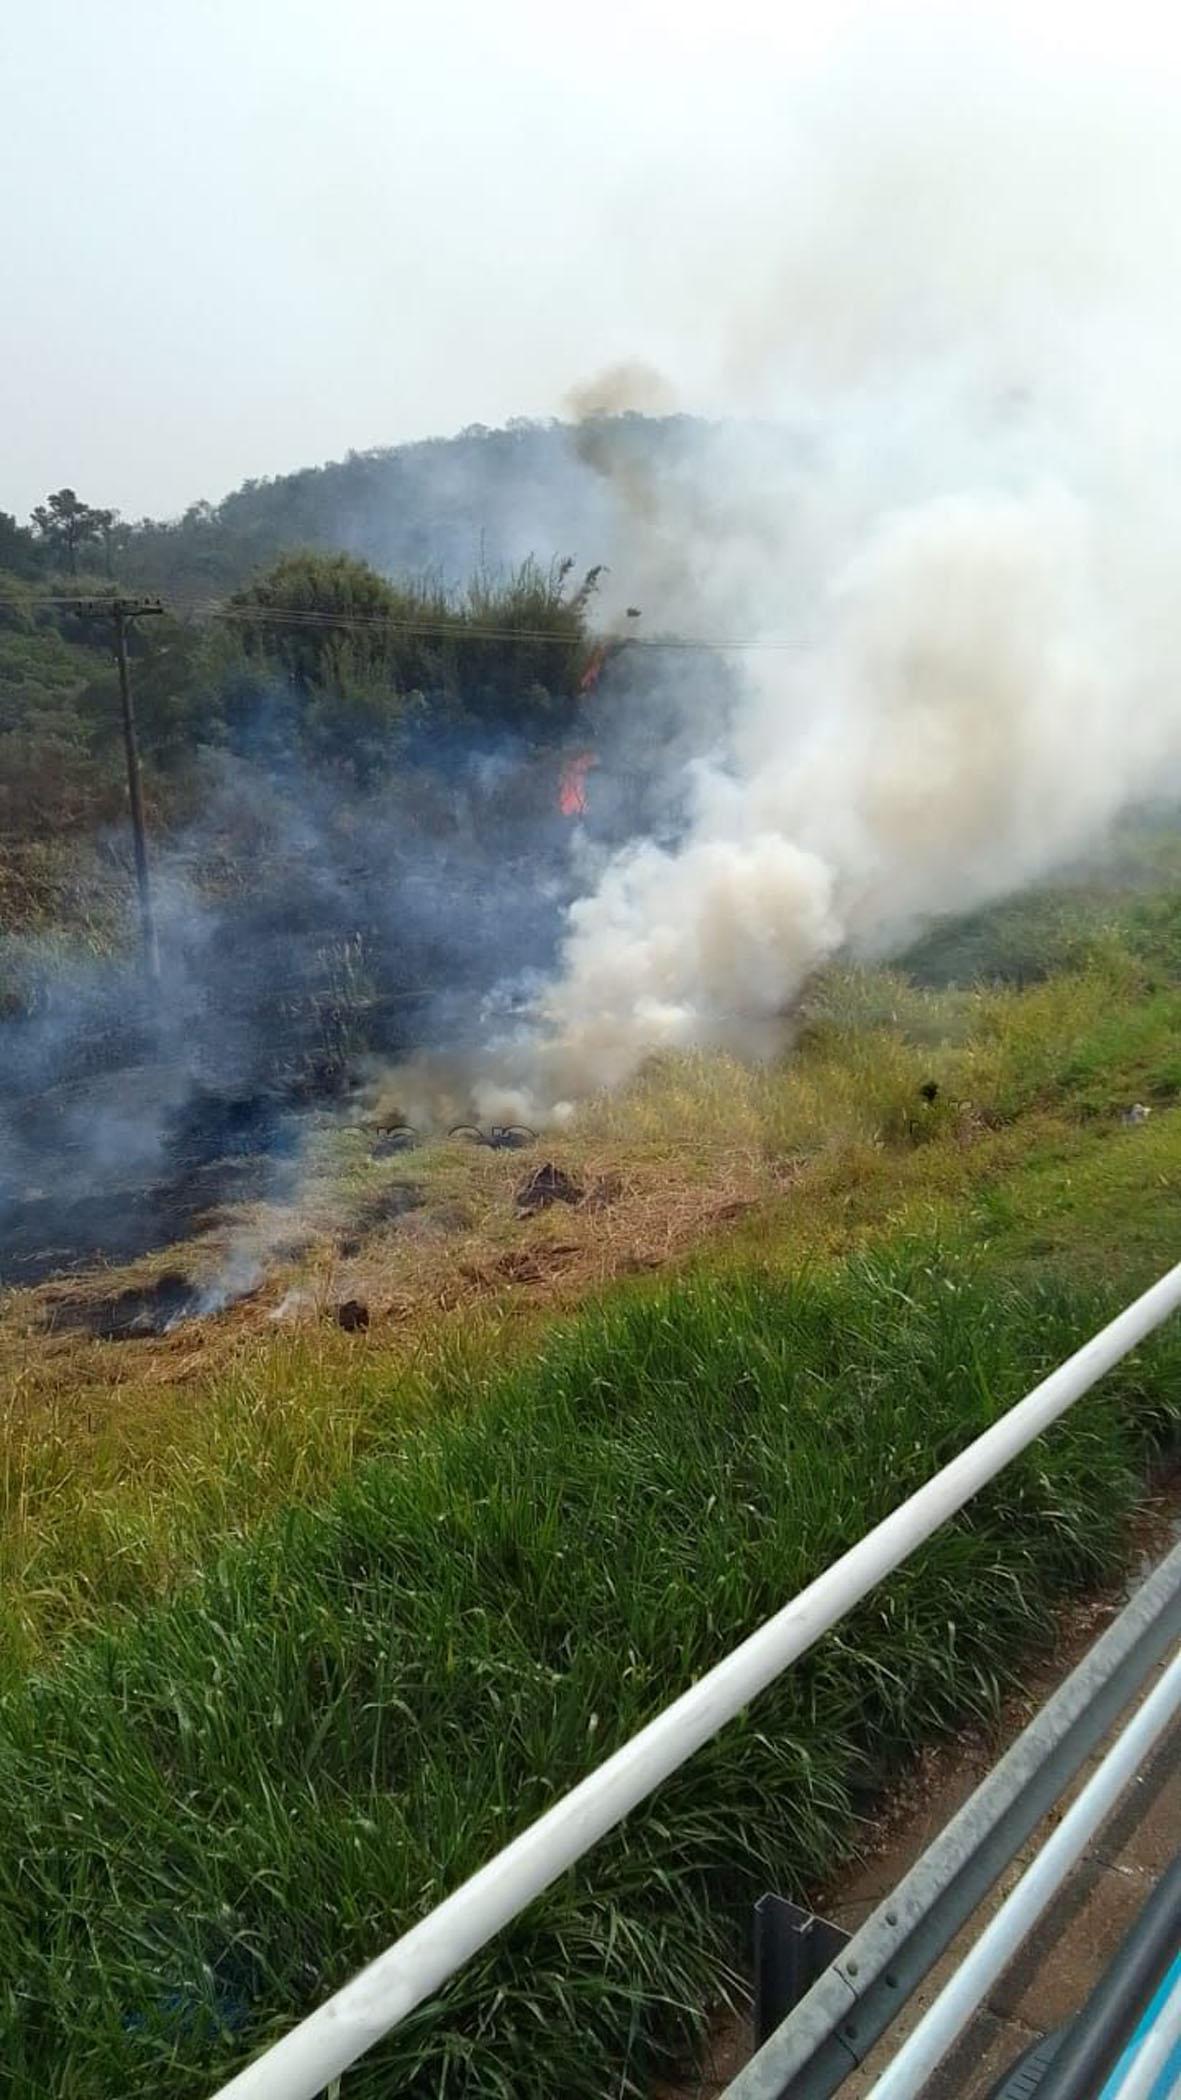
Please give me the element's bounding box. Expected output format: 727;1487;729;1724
4;416;709;605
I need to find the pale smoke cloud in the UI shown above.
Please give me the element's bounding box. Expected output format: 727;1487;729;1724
511;487;1132;1114
474;46;1181;1119
564;362;678;423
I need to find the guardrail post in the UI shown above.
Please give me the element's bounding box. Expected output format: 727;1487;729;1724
754;1897;849;2047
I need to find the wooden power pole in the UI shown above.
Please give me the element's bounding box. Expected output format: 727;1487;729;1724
78;595;165;983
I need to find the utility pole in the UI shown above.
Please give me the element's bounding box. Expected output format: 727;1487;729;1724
78;595;164;985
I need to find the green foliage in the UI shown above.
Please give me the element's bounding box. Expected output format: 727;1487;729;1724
900;814;1181;991
0;617;119;837
0;583;209;858
0;1250;1176;2097
227;548;596;765
0;517;43;581
3;866;1181;2093
29;487;111;577
0;539;594;924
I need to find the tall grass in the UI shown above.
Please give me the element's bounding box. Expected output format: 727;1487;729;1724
584;949;1181;1162
2;1249;1178;2098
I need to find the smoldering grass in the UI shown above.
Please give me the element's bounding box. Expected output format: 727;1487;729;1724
6;927;1181;1688
1;1250;1178;2098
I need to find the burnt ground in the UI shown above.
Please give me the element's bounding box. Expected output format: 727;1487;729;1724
0;1071;301;1287
40;1270;206;1340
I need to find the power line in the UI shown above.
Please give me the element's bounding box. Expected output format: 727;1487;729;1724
210;605;598;644
0;591;804;651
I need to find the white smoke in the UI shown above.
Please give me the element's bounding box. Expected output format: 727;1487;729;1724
473;34;1181;1118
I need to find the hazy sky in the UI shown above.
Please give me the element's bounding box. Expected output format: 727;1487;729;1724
3;0;1178;522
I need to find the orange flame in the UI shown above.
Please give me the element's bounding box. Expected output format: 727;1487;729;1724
558;750;596;817
579;645;607;695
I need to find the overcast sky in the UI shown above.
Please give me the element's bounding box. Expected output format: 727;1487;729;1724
3;0;1178;522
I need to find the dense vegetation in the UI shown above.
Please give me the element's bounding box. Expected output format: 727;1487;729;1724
0;549;597;858
0;461;731;1117
0;544;607;1099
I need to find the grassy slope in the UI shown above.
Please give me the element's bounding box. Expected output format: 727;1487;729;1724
4;861;1181;2093
4;1256;1179;2099
9;949;1181;1678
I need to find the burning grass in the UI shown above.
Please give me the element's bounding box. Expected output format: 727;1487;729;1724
5;928;1181;1680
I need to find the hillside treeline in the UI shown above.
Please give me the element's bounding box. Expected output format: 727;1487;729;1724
1;416;696;602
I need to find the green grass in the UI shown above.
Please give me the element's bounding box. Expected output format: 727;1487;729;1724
2;1248;1179;2098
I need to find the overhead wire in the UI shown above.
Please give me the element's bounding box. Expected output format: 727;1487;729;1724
0;592;804;652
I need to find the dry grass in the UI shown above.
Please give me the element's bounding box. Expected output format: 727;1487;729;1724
3;946;1181;1678
0;954;1167;1445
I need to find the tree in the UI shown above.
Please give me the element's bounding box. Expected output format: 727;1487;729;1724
90;508;124;579
30;489;102;576
227;551;415;779
0;512;43;579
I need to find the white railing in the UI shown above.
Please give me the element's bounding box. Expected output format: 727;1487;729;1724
211;1260;1181;2100
867;1642;1181;2098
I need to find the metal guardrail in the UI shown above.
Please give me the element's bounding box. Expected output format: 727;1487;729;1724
209;1260;1181;2100
727;1536;1181;2098
867;1648;1181;2098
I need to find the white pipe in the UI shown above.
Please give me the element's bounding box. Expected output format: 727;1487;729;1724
868;1643;1181;2100
1107;1966;1181;2100
210;1259;1181;2100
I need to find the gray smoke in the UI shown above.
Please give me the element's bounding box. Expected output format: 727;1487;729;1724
472;36;1181;1118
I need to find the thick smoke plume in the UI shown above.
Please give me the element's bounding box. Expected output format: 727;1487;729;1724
12;29;1181;1288
470;39;1181;1118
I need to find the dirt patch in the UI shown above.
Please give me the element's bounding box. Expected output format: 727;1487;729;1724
583;1171;624;1212
3;1134;775;1409
352;1182;425;1231
269;1234;318;1263
463;1243;583;1288
515;1162;585;1217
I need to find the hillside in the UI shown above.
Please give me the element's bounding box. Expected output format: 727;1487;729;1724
5;414;717;604
121;419;631;601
